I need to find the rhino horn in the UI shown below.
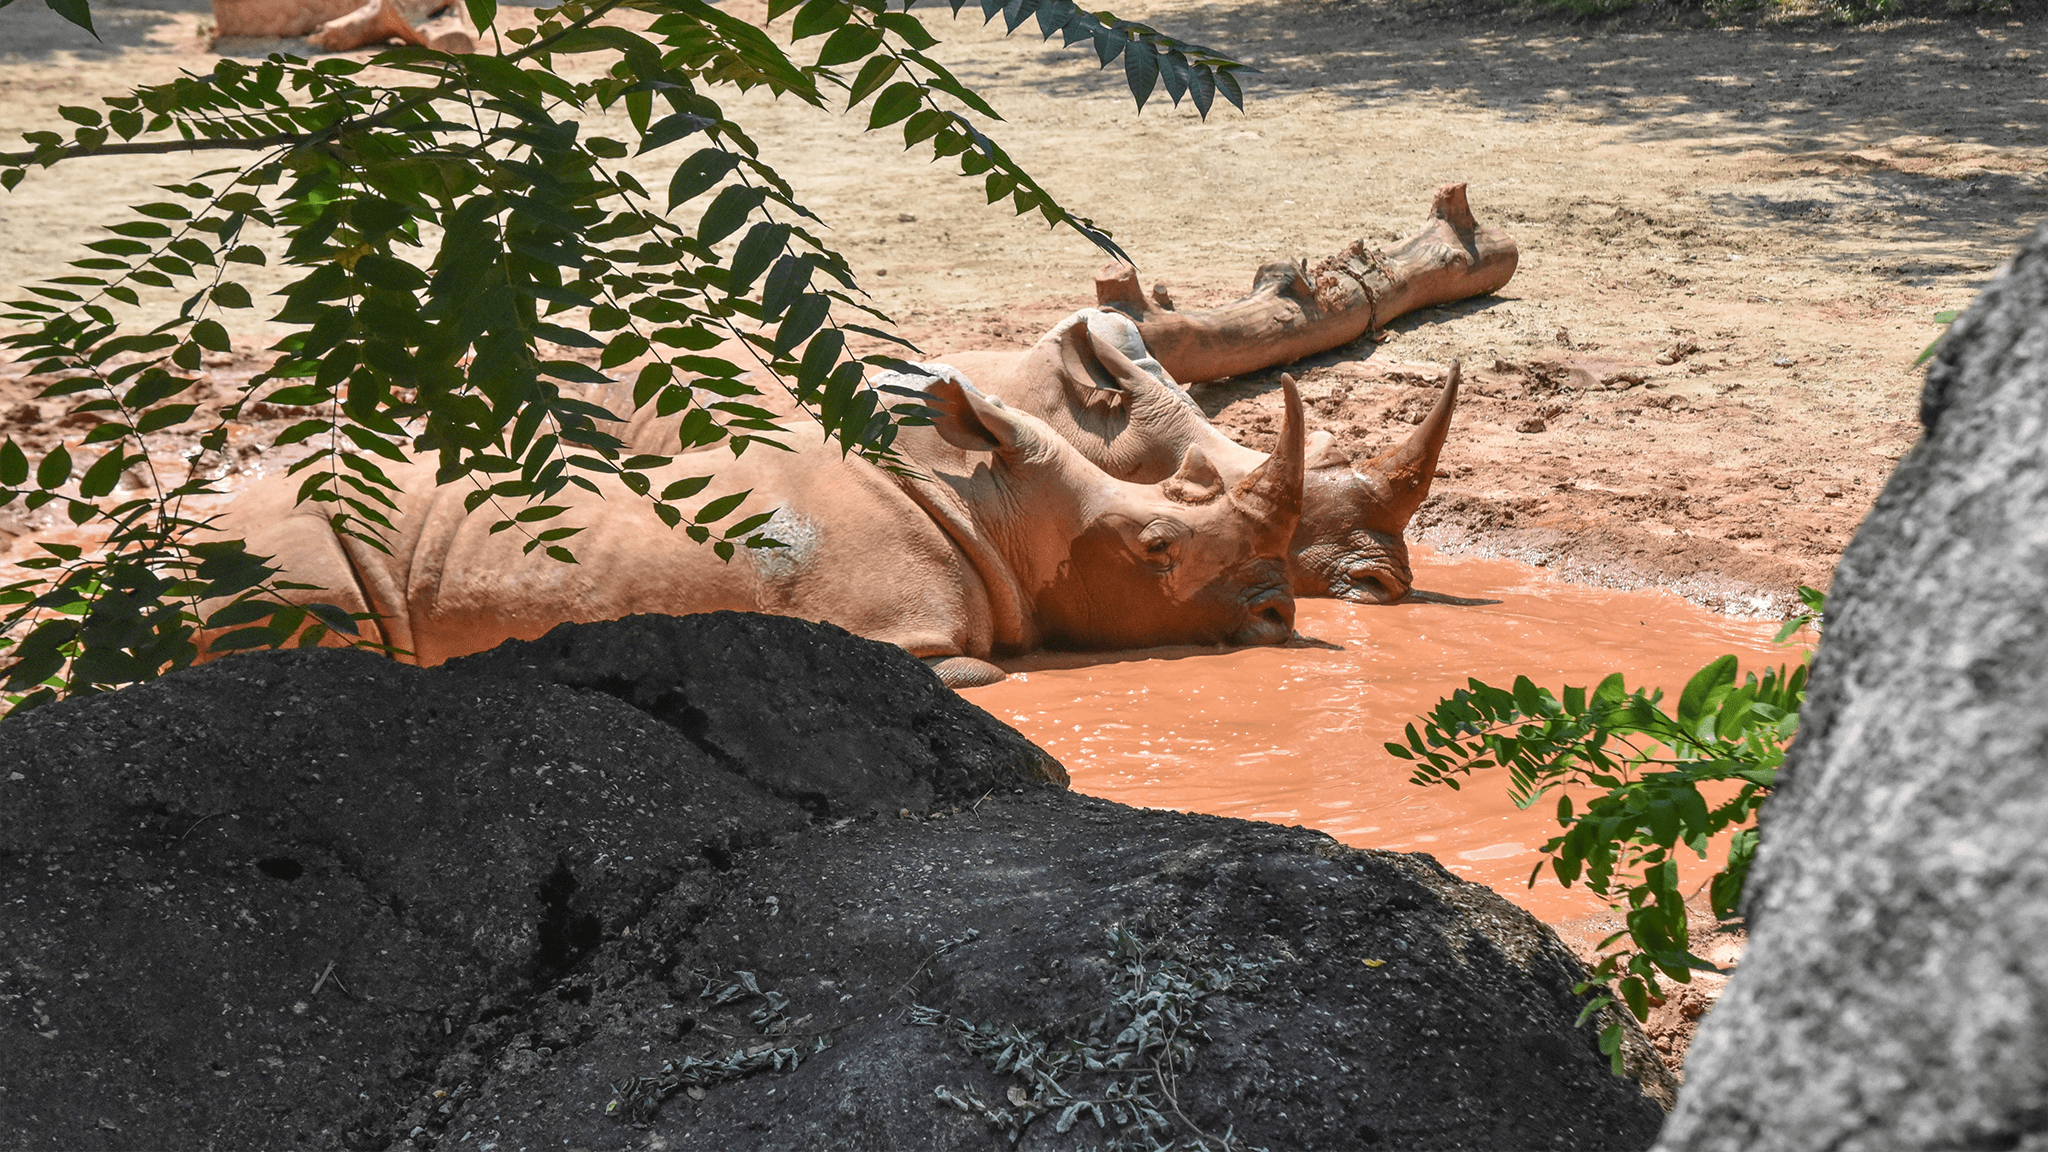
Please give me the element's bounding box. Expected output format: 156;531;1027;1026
1232;372;1306;527
1355;360;1459;531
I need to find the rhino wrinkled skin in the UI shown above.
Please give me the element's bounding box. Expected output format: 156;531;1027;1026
208;374;1305;687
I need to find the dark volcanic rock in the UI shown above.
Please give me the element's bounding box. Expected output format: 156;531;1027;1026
446;612;1068;817
1;615;1665;1151
1657;224;2048;1151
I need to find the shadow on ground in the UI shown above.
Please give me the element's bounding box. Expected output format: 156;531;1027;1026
0;0;211;60
940;0;2044;277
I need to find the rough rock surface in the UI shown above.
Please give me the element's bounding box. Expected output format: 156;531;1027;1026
2;613;1666;1151
1657;223;2048;1150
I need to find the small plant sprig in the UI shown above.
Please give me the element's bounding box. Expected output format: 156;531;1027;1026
605;969;823;1123
1388;589;1822;1072
914;927;1273;1150
1916;308;1963;367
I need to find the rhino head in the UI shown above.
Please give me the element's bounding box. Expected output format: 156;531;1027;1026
1289;363;1459;604
920;369;1304;652
939;309;1454;607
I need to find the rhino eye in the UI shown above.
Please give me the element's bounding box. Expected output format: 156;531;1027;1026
1137;521;1184;561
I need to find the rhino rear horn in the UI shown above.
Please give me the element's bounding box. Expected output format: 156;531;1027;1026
1231;372;1305;528
1358;360;1459;531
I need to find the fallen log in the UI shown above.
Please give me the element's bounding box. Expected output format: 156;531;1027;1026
1095;183;1518;383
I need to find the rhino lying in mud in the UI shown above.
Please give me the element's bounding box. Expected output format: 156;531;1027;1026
604;192;1493;603
605;311;1453;605
209;374;1305;686
934;309;1456;604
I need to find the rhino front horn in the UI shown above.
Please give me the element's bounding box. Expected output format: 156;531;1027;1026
1358;360;1459;531
1232;372;1306;528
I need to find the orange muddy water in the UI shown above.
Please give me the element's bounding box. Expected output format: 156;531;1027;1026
967;547;1798;924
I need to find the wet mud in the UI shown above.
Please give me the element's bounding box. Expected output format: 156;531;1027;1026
972;547;1797;923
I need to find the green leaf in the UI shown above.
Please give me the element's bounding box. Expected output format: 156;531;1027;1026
1215;68;1244;111
727;221;792;296
600;332;651;371
36;444;71;490
868;82;922;130
44;0;96;36
903;108;948;147
190;319;231;352
1123;41;1158;110
791;0;850;38
694;490;748;523
876;10;937;50
816;24;881;65
668;148;742;210
1677;654;1738;737
0;439;27;485
775;293;831;354
465;0;495;31
697;184;770;245
76;448;130;498
662;475;712;501
639;111;718;154
847;55;899;106
721;509;777;539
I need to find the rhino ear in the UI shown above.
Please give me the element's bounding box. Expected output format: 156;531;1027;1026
1052;314;1128;414
1305;429;1350;471
1161;446;1226;504
925;374;1029;455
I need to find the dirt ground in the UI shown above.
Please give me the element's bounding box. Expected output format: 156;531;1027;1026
4;0;2044;609
1;0;2042;1092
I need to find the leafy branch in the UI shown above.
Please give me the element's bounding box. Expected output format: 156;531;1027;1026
1387;596;1820;1071
1;0;1251;712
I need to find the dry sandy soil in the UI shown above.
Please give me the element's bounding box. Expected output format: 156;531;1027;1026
1;0;2042;1085
3;0;2043;612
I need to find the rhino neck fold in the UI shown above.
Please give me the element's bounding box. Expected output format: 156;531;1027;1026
887;462;1040;657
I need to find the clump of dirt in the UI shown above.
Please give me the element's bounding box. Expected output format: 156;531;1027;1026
0;613;1672;1150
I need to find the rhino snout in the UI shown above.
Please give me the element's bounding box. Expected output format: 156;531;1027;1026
1230;584;1296;646
1341;564;1411;605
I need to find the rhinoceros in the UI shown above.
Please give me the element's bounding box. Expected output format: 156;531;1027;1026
210;372;1304;686
923;308;1455;604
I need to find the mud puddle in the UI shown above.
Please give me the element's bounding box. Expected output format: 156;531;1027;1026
969;546;1799;923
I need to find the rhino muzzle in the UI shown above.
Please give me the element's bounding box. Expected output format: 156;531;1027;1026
1229;581;1296;646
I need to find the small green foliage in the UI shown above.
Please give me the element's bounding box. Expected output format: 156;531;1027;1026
1773;583;1826;644
1392;589;1822;1072
914;927;1273;1150
1916;309;1963;368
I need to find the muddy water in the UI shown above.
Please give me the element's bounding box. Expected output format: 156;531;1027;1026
967;547;1798;924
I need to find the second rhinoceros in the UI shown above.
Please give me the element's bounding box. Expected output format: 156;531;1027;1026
930;308;1455;604
211;373;1305;686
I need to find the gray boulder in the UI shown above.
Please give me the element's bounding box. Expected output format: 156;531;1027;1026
1657;223;2048;1150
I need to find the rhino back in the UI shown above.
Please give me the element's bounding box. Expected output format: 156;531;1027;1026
383;439;1000;667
